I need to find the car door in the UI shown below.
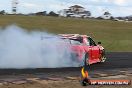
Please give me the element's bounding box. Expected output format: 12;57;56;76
70;39;85;62
87;37;100;63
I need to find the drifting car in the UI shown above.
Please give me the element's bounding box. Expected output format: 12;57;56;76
59;34;106;65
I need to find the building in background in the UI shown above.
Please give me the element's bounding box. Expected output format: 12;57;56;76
59;5;91;18
100;11;112;19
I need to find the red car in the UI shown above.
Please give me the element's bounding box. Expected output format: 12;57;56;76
59;34;106;65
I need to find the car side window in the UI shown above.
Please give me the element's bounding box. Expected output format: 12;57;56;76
87;37;96;46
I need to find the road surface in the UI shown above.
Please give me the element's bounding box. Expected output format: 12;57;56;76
0;52;131;75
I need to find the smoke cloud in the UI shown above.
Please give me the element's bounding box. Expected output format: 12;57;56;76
0;25;79;68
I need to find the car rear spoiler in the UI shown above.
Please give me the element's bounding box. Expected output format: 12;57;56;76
58;34;80;39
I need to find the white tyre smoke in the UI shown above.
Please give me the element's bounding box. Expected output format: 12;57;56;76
0;25;79;68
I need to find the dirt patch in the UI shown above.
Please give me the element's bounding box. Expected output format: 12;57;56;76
0;68;131;88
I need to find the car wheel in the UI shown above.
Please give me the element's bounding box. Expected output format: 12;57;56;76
84;53;89;65
71;52;79;62
101;49;106;62
80;52;89;66
79;52;90;66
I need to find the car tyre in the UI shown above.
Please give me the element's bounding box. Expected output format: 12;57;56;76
101;49;106;62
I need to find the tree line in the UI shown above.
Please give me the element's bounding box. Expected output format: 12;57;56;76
0;10;59;16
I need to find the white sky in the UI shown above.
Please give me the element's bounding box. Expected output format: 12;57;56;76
0;0;132;16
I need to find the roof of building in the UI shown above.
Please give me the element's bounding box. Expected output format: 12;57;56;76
69;5;84;9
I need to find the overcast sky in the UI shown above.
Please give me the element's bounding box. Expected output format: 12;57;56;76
0;0;132;17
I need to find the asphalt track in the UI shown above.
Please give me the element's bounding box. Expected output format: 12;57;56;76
0;52;131;75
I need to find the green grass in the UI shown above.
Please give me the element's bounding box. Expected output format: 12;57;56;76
0;15;132;52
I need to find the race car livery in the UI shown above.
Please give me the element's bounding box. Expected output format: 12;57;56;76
59;34;106;65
